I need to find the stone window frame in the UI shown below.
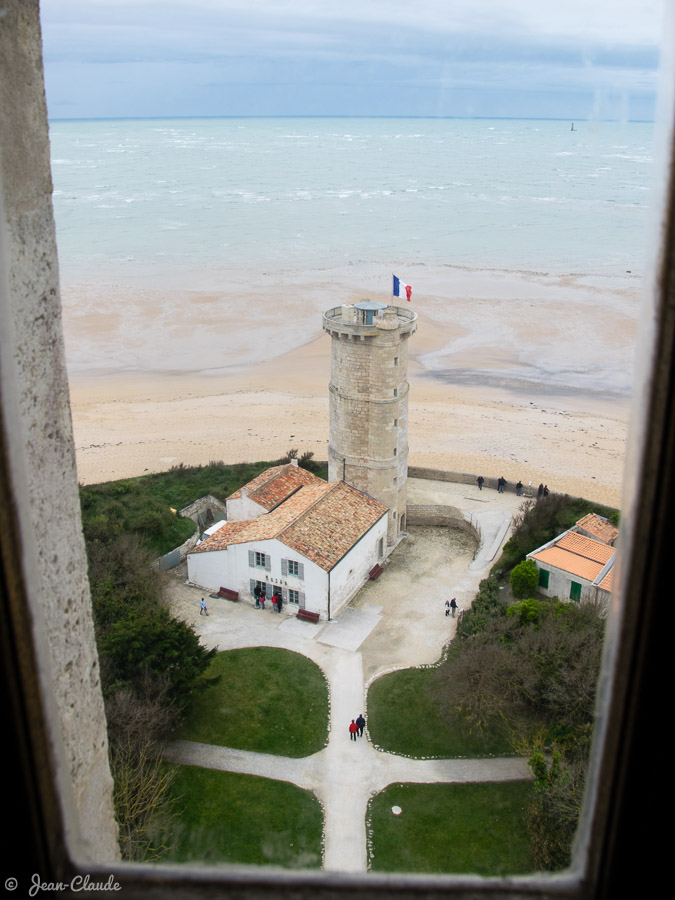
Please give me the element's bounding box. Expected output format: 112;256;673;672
0;2;669;896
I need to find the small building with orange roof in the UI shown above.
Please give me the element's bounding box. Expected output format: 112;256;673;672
527;528;616;605
572;512;619;546
187;461;388;620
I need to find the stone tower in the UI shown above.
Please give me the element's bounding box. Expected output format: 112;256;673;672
323;300;418;544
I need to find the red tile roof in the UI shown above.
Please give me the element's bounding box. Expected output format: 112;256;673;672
529;530;615;589
575;513;619;545
227;463;323;510
193;474;388;571
556;532;615;565
530;546;606;583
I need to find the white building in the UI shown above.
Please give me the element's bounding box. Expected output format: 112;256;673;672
187;463;388;619
527;529;615;605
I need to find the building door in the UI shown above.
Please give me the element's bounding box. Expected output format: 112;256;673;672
570;581;582;602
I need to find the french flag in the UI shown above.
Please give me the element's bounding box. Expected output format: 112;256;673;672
393;274;412;302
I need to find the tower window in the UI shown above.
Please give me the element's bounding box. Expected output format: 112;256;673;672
393;388;398;397
394;356;398;366
393;447;397;456
394;418;398;426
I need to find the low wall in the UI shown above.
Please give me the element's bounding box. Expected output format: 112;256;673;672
158;521;200;570
179;493;228;528
408;466;537;497
407;504;480;542
158;491;224;570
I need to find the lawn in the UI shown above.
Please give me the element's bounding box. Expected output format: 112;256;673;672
177;647;330;757
155;765;323;868
367;654;515;758
367;781;534;876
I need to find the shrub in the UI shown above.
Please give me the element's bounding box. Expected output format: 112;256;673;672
507;597;543;625
510;560;539;599
458;576;506;637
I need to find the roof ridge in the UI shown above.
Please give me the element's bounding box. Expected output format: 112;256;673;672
248;463;290;495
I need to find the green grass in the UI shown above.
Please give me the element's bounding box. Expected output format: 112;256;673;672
155;765;323;868
177;647;329;757
79;458;328;556
367;781;534;876
368;655;515;758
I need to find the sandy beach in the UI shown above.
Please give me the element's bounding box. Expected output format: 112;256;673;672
64;264;639;508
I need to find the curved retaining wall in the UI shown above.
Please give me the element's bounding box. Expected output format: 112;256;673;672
406;504;480;544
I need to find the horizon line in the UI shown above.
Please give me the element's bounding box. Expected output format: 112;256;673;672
47;113;656;125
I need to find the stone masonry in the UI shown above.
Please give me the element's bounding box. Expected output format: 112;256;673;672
323;301;417;544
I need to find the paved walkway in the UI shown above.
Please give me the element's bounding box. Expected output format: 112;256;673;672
164;478;529;873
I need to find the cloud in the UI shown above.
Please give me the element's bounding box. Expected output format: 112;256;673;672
40;0;663;119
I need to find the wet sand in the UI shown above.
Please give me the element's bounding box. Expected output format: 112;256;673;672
64;264;641;508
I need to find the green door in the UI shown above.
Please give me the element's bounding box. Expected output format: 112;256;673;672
570;581;582;602
538;568;550;589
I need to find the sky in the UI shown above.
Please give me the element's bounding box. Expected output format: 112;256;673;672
40;0;664;120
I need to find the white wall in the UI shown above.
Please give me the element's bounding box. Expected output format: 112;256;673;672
329;516;388;616
226;493;267;522
532;561;595;603
188;538;330;614
187;520;387;619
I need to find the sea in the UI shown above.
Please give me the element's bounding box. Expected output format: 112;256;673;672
49;117;655;285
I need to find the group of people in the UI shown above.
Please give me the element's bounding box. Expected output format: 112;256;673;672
477;474;511;493
476;475;549;499
348;713;367;741
444;597;458;617
253;584;283;612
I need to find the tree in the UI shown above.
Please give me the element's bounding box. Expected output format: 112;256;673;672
110;737;178;861
85;533;219;860
435;597;605;869
526;742;588;871
100;609;217;710
105;674;180;861
510;559;539;598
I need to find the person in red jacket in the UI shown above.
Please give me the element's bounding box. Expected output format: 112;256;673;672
349;720;358;741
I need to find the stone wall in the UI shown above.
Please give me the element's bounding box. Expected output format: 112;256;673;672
409;466;538;497
0;0;118;861
406;504;480;541
324;305;418;543
179;493;227;528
